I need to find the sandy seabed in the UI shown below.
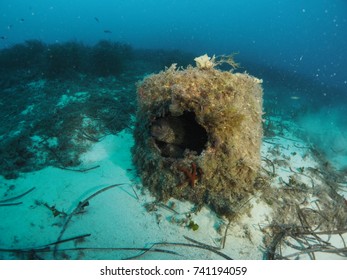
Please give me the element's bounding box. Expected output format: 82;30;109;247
1;116;346;260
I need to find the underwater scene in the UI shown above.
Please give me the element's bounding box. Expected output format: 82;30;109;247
0;0;346;260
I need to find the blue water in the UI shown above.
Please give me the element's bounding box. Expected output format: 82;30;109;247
0;0;346;260
1;0;346;91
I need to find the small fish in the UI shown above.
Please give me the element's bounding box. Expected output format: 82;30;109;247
19;18;24;22
290;96;300;100
7;24;13;30
94;17;99;23
104;30;112;33
0;36;6;40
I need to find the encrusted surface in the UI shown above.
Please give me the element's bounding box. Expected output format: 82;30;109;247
132;63;263;218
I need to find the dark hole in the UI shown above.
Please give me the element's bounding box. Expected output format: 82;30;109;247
150;111;208;158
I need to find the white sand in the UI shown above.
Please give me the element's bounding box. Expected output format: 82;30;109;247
0;126;346;260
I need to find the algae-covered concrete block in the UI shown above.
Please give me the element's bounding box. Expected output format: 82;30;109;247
132;55;263;218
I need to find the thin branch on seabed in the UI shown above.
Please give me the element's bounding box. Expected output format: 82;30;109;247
53;183;125;258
